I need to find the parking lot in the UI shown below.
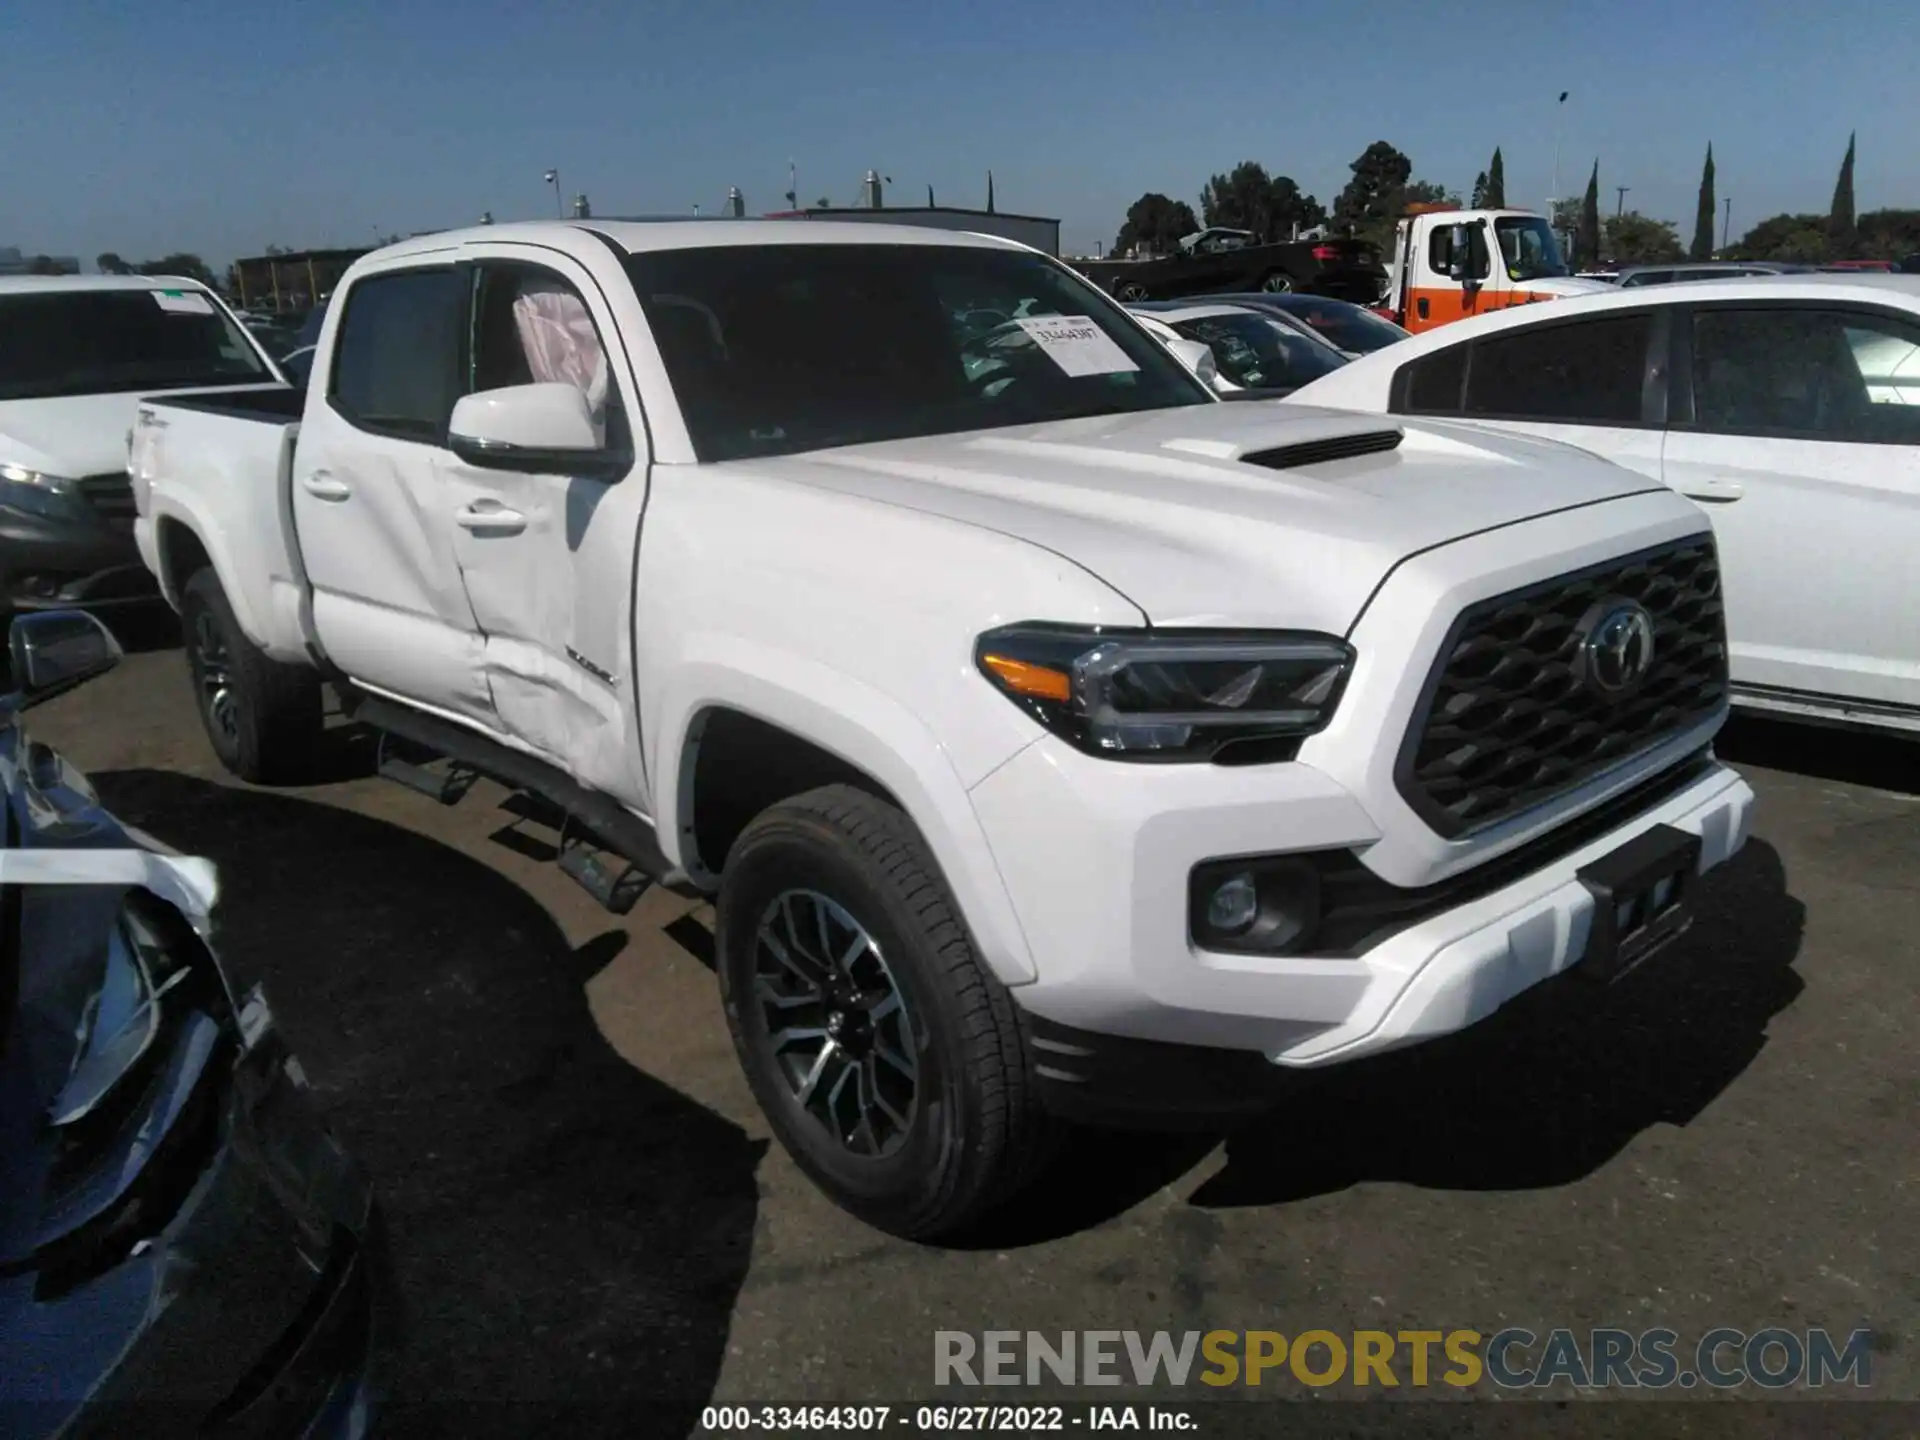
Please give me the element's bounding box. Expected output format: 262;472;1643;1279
30;617;1920;1433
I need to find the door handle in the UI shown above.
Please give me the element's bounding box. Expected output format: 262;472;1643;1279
455;503;527;536
1678;477;1745;504
300;470;351;502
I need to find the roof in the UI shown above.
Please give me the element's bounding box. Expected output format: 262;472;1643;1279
1306;272;1920;381
366;218;1029;265
0;273;213;295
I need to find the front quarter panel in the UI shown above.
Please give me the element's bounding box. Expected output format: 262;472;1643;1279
637;464;1147;987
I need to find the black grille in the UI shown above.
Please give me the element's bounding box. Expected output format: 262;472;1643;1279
1241;429;1402;471
77;471;136;529
1396;538;1728;838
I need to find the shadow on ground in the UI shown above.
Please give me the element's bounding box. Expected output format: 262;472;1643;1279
92;768;765;1439
1192;838;1804;1208
1717;711;1920;796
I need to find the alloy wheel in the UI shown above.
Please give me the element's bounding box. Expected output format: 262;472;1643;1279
751;888;919;1158
191;611;239;746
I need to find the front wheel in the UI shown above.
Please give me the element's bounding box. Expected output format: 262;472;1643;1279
715;785;1052;1241
1259;272;1294;293
181;568;322;783
1114;280;1151;302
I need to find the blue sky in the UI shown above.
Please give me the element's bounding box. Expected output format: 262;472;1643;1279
8;0;1917;267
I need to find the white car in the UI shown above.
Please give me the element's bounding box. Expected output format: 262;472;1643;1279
1127;302;1349;395
130;221;1752;1239
1289;273;1920;736
0;275;285;614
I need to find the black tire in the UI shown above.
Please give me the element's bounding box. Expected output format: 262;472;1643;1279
1113;279;1150;302
180;567;322;783
716;785;1052;1241
1259;271;1294;293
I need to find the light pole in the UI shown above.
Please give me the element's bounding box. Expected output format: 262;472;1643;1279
1550;90;1569;252
1722;196;1732;252
1615;186;1629;217
543;169;562;218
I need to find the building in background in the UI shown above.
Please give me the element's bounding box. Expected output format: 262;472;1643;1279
230;248;371;312
0;246;81;275
763;171;1061;256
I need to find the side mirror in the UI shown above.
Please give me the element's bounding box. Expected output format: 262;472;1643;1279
1447;223;1478;287
447;382;625;477
9;611;122;709
1165;337;1222;391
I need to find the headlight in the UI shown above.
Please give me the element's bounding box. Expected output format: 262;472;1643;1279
974;623;1353;762
0;463;88;522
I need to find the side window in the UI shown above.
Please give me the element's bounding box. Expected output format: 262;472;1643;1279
1463;313;1654;424
1426;224;1490;281
328;269;467;442
1690;306;1920;443
470;262;630;453
1395;344;1468;414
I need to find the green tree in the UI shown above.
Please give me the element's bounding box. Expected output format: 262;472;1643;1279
1690;145;1716;260
27;255;63;275
1576;161;1601;267
1725;212;1830;262
1858;208;1920;260
1470;171;1489;208
1114;192;1200;256
1829;130;1857;257
1197;162;1324;241
1485;147;1506;207
138;253;217;286
95;251;130;275
1333;140;1413;249
1403;180;1461;208
1605;212;1685;265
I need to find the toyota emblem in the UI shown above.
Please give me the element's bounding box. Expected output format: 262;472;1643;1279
1577;600;1658;698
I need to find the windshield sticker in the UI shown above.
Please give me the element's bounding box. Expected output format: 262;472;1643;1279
1013;316;1139;377
152;290;214;316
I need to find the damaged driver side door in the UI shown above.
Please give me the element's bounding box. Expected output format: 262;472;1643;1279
440;253;651;809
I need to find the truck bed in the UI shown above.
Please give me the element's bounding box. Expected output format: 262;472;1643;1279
132;388;314;663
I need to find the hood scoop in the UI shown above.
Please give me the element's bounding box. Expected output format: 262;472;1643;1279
1240;428;1403;471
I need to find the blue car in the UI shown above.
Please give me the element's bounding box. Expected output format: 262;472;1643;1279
0;612;382;1438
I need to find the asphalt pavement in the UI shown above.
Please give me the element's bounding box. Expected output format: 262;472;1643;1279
27;617;1920;1437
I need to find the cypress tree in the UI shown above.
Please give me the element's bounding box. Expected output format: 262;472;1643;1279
1690;145;1716;260
1486;147;1506;207
1577;161;1601;266
1829;131;1856;256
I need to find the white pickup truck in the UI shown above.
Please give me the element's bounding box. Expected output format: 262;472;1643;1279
131;220;1755;1239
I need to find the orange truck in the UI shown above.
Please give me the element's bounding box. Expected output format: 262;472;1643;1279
1382;204;1613;334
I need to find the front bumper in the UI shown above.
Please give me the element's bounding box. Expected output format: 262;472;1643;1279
970;738;1754;1081
0;509;157;610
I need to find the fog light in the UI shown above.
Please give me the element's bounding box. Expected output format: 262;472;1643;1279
1205;872;1259;934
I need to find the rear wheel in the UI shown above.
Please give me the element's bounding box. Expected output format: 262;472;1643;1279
1114;280;1150;302
716;785;1052;1241
181;568;322;783
1259;272;1294;293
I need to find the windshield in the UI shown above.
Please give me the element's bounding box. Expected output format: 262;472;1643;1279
1170;313;1348;391
0;289;272;401
1495;217;1570;282
1267;297;1408;354
624;244;1211;461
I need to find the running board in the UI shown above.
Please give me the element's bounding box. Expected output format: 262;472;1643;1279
342;688;681;909
376;733;477;805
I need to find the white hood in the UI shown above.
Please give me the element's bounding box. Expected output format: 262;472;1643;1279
738;404;1663;634
0;393;148;478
